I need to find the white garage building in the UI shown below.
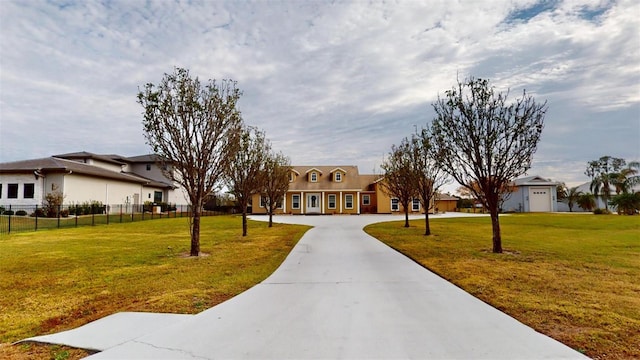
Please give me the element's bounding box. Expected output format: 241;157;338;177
502;175;558;213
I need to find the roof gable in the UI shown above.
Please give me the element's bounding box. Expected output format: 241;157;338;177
289;165;363;191
513;175;558;186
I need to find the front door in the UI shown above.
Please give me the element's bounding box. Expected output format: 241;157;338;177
306;193;321;214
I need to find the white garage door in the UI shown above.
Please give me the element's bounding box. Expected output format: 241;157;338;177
529;187;551;212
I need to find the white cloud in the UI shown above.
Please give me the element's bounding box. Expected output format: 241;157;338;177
1;0;638;189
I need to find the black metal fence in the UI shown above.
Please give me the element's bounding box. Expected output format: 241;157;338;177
0;204;229;235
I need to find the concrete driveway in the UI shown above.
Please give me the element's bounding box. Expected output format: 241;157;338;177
25;213;587;359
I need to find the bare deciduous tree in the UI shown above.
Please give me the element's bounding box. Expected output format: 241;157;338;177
431;77;547;253
411;128;450;235
226;126;270;236
261;151;291;227
138;67;242;256
381;138;416;228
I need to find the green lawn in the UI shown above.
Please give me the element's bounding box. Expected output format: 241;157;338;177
365;213;640;360
0;210;214;234
0;216;310;359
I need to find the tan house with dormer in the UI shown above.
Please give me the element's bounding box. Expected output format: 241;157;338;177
250;165;457;215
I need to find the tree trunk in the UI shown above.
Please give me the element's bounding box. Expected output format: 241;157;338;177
242;211;248;236
489;206;502;253
424;211;431;236
190;208;201;256
404;209;409;228
268;209;273;228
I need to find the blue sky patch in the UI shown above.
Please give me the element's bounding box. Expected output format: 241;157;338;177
505;0;559;24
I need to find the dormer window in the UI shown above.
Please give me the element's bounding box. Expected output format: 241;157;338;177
330;168;346;182
310;172;318;182
289;172;294;182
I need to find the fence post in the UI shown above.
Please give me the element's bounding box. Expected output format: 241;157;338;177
35;204;39;231
91;205;95;226
57;205;61;229
8;205;11;234
120;204;123;223
106;205;109;225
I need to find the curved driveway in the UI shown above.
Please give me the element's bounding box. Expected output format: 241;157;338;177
82;214;585;358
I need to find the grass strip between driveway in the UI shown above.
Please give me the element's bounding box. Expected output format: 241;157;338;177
365;213;640;360
0;215;310;359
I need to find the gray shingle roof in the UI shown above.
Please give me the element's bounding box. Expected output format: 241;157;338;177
54;151;127;165
0;157;172;188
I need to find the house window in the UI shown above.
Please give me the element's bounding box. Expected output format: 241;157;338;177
328;194;336;209
292;194;300;209
310;172;318;182
146;164;151;171
24;183;35;199
345;194;353;209
260;196;265;208
289;172;294;182
335;172;342;182
391;198;399;212
8;184;18;199
154;191;163;203
362;194;370;206
412;198;420;211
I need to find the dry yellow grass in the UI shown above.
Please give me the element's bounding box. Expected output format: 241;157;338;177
0;215;309;359
365;213;640;359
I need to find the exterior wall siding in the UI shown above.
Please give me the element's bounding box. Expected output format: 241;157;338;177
502;185;558;212
63;174;144;205
435;199;457;212
0;173;44;206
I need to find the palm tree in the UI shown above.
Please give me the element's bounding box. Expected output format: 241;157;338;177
585;156;626;211
565;186;582;212
577;193;596;212
590;174;612;211
622;161;640;192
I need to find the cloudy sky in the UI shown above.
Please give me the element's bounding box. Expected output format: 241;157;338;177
1;0;638;192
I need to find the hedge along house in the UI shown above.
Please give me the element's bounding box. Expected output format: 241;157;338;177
501;175;559;212
0;152;187;212
251;165;459;215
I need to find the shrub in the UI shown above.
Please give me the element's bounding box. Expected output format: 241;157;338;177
15;210;28;216
60;209;69;218
3;210;14;215
31;208;46;217
593;208;611;215
43;185;65;218
610;192;640;215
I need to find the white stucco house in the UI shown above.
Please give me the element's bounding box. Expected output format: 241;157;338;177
568;181;640;212
0;152;188;211
502;175;559;212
